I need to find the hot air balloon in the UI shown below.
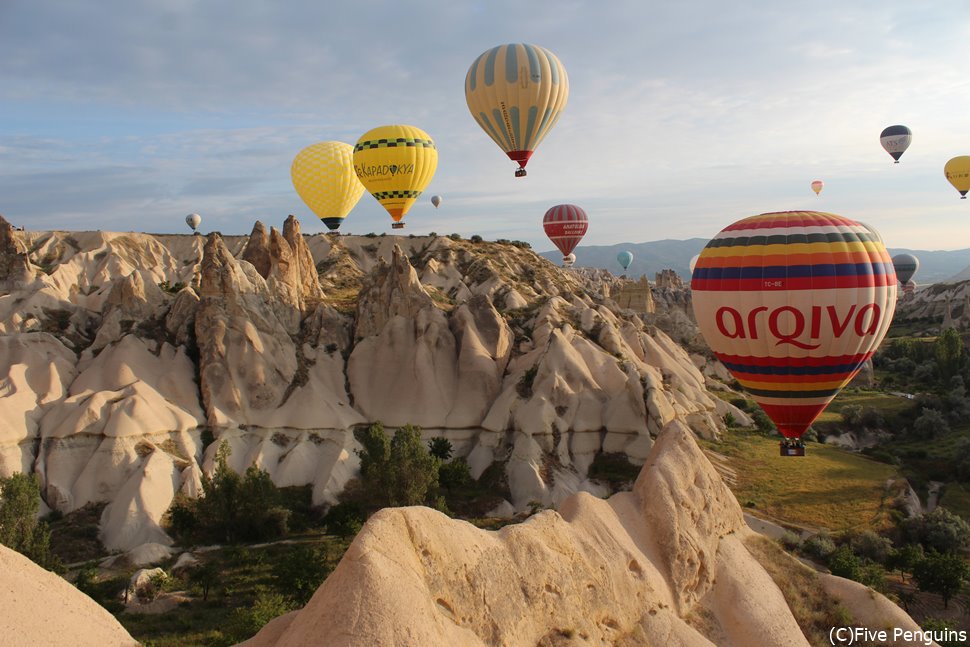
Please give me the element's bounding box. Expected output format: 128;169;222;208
945;156;970;199
617;251;633;272
431;195;442;208
543;204;588;265
689;254;700;274
291;141;365;231
901;280;916;299
811;180;824;196
563;253;576;267
880;125;912;163
891;253;919;285
353;125;438;229
465;43;569;178
185;213;201;232
691;211;896;456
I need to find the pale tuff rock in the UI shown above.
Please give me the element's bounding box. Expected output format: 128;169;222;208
818;575;928;647
0;333;76;475
196;233;299;426
655;269;686;290
2;221;738;551
0;543;137;647
0;215;40;292
353;244;434;340
90;270;168;351
243;425;808;647
615;276;656;313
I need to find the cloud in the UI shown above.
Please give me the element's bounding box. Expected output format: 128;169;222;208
1;1;969;250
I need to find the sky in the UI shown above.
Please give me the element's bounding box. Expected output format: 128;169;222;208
2;0;970;253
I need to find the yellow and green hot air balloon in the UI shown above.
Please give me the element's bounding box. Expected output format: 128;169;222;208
291;141;365;231
465;43;569;178
353;125;438;229
945;156;970;199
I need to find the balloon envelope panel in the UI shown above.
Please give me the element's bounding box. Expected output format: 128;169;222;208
691;211;896;438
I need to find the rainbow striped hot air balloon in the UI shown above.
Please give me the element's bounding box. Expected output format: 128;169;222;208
543;204;588;265
691;211;896;454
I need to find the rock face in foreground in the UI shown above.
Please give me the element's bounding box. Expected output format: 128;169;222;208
245;425;929;647
242;424;809;647
0;543;137;646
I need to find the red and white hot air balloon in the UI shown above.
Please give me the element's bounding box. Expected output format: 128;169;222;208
543;204;588;265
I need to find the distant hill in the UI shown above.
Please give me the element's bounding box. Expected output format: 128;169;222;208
540;240;970;285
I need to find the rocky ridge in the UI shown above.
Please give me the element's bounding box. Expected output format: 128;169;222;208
0;215;741;553
242;425;925;647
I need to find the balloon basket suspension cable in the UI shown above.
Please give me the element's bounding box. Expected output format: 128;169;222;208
515;167;527;178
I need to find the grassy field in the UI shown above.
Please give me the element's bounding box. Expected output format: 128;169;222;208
813;389;913;424
702;428;902;532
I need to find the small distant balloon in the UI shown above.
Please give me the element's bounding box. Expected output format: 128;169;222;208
880;125;912;163
945;156;970;199
689;254;700;275
431;195;442;208
543;204;588;265
901;280;916;298
617;251;633;271
892;253;919;284
563;253;576;267
185;213;201;231
811;180;824;196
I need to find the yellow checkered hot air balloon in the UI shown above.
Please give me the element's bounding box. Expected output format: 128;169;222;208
291;141;365;231
353;125;438;229
465;43;569;178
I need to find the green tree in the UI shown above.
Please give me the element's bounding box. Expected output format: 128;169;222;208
195;442;289;543
355;422;440;508
0;472;59;571
912;551;970;609
912;408;949;439
751;409;776;434
273;544;330;606
935;328;965;382
198;443;243;543
427;437;454;461
827;544;862;580
901;507;970;554
226;587;294;643
189;560;220;601
886;543;924;581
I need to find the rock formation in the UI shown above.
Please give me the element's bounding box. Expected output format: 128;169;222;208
0;543;137;646
242;425;927;647
0;221;748;553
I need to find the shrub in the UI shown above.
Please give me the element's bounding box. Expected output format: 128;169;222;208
0;472;60;571
801;533;837;561
900;507;970;554
827;545;861;580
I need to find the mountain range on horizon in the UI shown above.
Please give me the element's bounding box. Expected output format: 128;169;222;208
539;238;970;285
